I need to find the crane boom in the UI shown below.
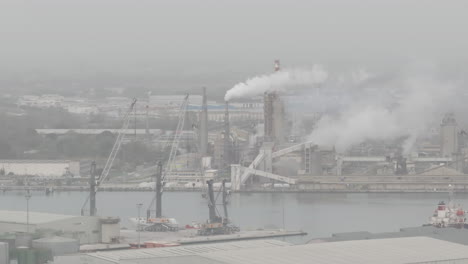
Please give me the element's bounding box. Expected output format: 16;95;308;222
81;98;137;215
163;94;189;182
147;94;189;217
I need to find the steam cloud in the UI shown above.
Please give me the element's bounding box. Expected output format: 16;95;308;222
307;66;460;154
224;65;328;101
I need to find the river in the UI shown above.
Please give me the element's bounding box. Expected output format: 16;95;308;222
0;191;462;243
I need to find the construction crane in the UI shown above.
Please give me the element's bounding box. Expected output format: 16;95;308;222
81;98;137;216
197;179;239;236
131;94;189;232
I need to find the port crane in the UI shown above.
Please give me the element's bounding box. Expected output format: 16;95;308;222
134;94;189;231
197;179;239;235
81;98;137;216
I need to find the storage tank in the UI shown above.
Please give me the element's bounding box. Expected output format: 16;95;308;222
17;248;52;264
0;242;8;264
15;233;33;248
32;236;79;256
17;248;35;264
0;234;16;252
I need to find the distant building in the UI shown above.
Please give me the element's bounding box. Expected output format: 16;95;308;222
441;113;459;157
149;95;203;107
0;160;80;178
0;211;119;244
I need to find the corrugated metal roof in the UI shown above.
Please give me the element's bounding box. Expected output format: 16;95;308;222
201;237;468;264
53;255;113;264
121;255;218;264
0;211;77;225
313;226;468;246
87;240;291;263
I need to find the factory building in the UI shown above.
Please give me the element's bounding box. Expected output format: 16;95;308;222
0;211;120;244
263;92;285;145
441;113;459;157
0;160;80;178
213;130;234;171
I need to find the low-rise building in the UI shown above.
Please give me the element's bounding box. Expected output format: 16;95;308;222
0;160;80;178
0;211;120;244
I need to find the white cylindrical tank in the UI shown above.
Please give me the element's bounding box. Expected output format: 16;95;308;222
0;242;8;264
15;233;32;248
32;236;79;256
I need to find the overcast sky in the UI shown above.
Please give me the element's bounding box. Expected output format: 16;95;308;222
1;0;467;90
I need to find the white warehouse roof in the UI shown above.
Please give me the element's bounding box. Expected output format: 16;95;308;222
0;211;77;225
198;237;468;264
53;237;468;264
88;240;291;263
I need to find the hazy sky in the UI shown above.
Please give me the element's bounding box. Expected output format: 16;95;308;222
1;0;468;90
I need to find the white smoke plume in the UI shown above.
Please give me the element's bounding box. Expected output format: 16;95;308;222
307;65;460;154
224;65;328;101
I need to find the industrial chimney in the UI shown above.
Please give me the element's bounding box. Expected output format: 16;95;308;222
199;87;209;156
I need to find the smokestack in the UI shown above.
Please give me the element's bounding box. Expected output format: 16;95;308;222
223;101;231;169
264;60;281;143
200;87;208;156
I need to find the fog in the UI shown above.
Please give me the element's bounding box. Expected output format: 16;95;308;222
1;0;468;94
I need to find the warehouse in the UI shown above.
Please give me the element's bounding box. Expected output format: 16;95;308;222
53;237;468;264
0;211;119;244
53;240;291;263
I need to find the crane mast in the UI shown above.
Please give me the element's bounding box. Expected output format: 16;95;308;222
146;94;189;219
81;98;137;216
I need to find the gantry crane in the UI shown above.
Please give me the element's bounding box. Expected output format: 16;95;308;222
81;98;137;216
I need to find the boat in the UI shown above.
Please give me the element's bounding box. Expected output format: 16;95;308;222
185;221;202;229
429;200;466;228
129;217;179;232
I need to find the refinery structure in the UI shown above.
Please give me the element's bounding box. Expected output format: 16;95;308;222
150;60;468;193
3;60;468;193
2;60;468;262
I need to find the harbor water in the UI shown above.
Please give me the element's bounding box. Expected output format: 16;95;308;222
0;191;462;243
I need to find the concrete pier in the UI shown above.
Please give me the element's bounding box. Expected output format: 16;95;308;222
120;229;307;246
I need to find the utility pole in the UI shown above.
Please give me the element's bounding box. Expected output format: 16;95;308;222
136;203;143;248
25;190;31;233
